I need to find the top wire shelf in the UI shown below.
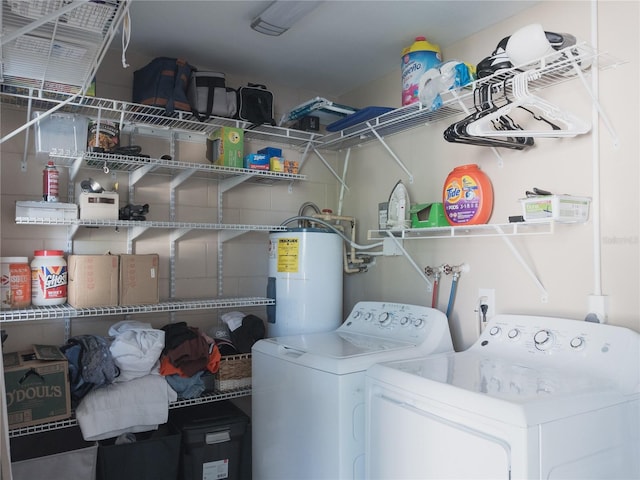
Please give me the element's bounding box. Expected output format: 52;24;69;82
319;43;624;151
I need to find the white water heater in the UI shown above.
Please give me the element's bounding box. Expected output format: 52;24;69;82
267;228;343;337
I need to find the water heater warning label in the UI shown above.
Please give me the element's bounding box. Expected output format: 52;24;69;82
277;238;299;273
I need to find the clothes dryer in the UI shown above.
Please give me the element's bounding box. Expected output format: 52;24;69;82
365;314;640;479
252;301;453;480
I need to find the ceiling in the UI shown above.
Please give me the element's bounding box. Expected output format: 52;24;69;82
125;1;538;97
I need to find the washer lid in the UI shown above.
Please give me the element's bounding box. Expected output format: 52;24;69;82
253;331;420;375
368;351;635;426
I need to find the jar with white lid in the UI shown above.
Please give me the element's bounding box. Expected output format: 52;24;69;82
31;250;67;306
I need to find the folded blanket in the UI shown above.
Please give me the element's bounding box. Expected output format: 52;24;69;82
75;374;177;441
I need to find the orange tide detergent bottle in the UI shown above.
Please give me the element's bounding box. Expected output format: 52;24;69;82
443;164;493;225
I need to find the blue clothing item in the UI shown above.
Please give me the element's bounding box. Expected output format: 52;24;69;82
166;371;205;399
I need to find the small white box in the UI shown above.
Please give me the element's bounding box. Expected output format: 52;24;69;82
15;201;78;220
520;195;591;223
78;192;119;220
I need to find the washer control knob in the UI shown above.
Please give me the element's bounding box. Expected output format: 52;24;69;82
489;326;501;337
534;330;554;350
508;329;520;340
413;317;424;328
378;312;391;326
363;312;373;322
570;336;585;349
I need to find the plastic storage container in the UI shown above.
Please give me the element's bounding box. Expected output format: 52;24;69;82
401;36;442;106
1;257;31;309
169;401;251;480
96;424;182;480
443;164;494;225
33;111;89;155
31;250;67;306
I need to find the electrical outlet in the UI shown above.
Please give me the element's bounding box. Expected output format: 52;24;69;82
478;288;495;324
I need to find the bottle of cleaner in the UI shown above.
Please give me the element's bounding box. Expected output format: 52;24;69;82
443;164;493;225
401;36;442;106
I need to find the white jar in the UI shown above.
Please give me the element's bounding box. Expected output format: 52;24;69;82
31;250;67;306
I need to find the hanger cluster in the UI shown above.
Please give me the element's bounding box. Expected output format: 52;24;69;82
444;71;591;149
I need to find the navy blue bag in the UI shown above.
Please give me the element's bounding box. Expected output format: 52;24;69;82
132;57;194;114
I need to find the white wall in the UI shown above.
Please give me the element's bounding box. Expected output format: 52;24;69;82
338;0;639;350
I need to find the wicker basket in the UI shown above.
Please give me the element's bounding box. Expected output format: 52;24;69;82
215;353;252;392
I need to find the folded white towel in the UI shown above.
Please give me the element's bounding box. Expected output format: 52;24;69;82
76;374;177;441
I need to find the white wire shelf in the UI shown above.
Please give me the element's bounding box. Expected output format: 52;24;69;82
0;297;274;323
368;221;557;240
15;216;288;232
50;152;306;183
320;43;624;151
0;89;323;149
1;0;129;93
8;387;252;438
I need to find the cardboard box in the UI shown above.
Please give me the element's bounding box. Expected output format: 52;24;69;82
520;195;591;223
15;201;78;220
67;255;119;308
206;127;244;167
244;153;270;170
119;254;159;305
3;346;71;429
78;191;119;220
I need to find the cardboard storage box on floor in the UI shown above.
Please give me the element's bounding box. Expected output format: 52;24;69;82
67;255;119;308
3;346;71;429
96;424;182;480
119;254;159;305
10;426;98;480
169;400;251;480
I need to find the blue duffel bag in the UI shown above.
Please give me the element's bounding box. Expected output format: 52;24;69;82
132;57;194;114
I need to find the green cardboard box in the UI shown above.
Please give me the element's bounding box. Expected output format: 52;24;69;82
206;127;244;168
410;202;449;228
3;346;71;429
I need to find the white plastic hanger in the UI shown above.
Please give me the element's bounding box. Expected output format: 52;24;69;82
465;71;591;138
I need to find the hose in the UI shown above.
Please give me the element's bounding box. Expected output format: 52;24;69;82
446;272;460;320
280;215;384;250
431;271;440;309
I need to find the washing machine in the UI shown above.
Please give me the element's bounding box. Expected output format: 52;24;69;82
365;314;640;479
251;301;453;480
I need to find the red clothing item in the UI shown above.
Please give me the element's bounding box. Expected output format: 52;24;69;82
160;343;221;377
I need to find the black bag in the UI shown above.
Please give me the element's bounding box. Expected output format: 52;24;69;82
132;57;194;114
187;71;237;121
237;83;276;126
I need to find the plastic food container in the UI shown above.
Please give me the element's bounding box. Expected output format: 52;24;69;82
520;195;591;223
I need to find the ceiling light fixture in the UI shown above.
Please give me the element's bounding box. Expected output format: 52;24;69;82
251;1;323;36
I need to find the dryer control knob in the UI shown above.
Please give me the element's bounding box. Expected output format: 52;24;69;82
413;317;424;328
508;329;520;340
570;336;585;349
378;312;391;326
534;330;554;350
489;326;501;336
